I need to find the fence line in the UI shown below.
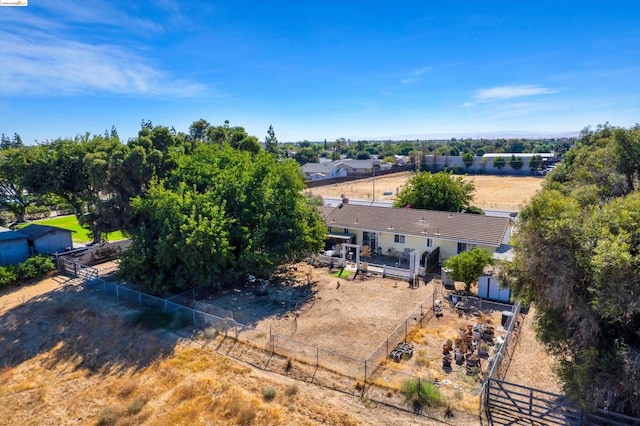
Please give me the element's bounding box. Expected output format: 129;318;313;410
80;275;519;421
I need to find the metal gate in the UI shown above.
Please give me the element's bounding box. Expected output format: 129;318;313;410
60;258;98;281
486;378;582;425
485;378;640;426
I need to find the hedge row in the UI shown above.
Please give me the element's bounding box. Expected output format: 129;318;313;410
0;255;55;289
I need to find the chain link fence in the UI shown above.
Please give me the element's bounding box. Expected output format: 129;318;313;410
82;273;520;421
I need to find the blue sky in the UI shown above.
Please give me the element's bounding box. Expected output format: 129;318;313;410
1;1;639;143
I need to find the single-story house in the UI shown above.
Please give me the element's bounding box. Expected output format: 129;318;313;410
0;227;30;265
321;203;512;267
17;224;74;255
301;162;347;181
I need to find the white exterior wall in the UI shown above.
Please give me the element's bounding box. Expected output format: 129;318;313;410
0;239;29;265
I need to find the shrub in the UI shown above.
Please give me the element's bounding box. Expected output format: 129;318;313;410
401;378;442;413
127;397;146;415
17;255;55;281
262;386;277;401
25;205;51;220
285;384;298;397
0;265;18;288
97;406;119;426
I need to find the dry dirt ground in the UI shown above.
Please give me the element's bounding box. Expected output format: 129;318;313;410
307;173;543;211
0;266;561;425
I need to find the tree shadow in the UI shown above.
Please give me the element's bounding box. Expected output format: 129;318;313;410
0;283;181;375
188;267;317;327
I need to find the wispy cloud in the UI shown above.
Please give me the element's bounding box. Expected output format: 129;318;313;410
474;85;559;102
0;1;207;97
0;31;208;97
38;0;164;34
459;102;475;108
400;66;434;84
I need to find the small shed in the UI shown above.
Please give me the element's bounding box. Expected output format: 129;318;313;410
0;227;30;265
18;224;74;255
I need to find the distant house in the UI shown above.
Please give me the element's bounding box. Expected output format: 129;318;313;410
0;227;30;265
17;224;74;255
302;159;390;181
301;162;347;181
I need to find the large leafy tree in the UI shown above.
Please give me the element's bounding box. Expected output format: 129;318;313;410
0;146;38;222
505;124;640;416
119;143;326;292
393;171;476;212
443;248;493;294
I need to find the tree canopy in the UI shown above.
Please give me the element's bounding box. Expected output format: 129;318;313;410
443;248;493;294
505;124;640;416
118;143;326;292
393;171;477;213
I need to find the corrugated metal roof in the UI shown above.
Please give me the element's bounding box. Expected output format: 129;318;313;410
324;204;510;247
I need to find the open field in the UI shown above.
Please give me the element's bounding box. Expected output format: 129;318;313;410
0;265;561;425
15;214;124;243
307;173;544;211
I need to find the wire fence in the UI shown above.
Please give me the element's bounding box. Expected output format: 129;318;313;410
82;274;520;421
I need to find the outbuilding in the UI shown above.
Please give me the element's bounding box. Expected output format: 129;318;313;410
0;227;30;265
18;224;74;255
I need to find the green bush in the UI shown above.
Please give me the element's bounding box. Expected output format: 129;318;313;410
262;386;277;401
0;265;18;288
25;205;51;220
17;255;55;281
401;378;442;413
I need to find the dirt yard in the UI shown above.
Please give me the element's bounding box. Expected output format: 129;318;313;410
202;266;435;360
0;266;562;425
307;173;543;211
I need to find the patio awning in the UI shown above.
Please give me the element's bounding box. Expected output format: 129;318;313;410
328;233;354;240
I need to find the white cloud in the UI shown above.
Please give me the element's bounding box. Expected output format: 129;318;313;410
459;102;475;108
474;85;559;102
400;65;434;84
0;31;208;97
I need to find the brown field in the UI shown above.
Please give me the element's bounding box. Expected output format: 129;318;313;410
0;265;560;425
307;173;544;211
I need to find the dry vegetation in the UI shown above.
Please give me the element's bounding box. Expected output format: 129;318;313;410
0;277;459;426
308;173;543;211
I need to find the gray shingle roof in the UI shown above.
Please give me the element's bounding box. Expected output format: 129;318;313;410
324;204;510;247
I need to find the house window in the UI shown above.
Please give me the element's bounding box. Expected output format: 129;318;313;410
343;228;349;234
394;234;405;244
426;238;433;248
457;242;467;253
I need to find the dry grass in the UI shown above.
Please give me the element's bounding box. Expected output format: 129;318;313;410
0;278;445;426
308;173;543;211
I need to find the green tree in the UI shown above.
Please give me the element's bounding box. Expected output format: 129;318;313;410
493;156;506;171
462;152;474;169
505;124;640;416
443;248;493;294
0;147;39;222
529;154;543;172
355;151;371;160
293;148;319;165
509;154;523;171
264;124;279;155
393;171;476;212
119;144;326;292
